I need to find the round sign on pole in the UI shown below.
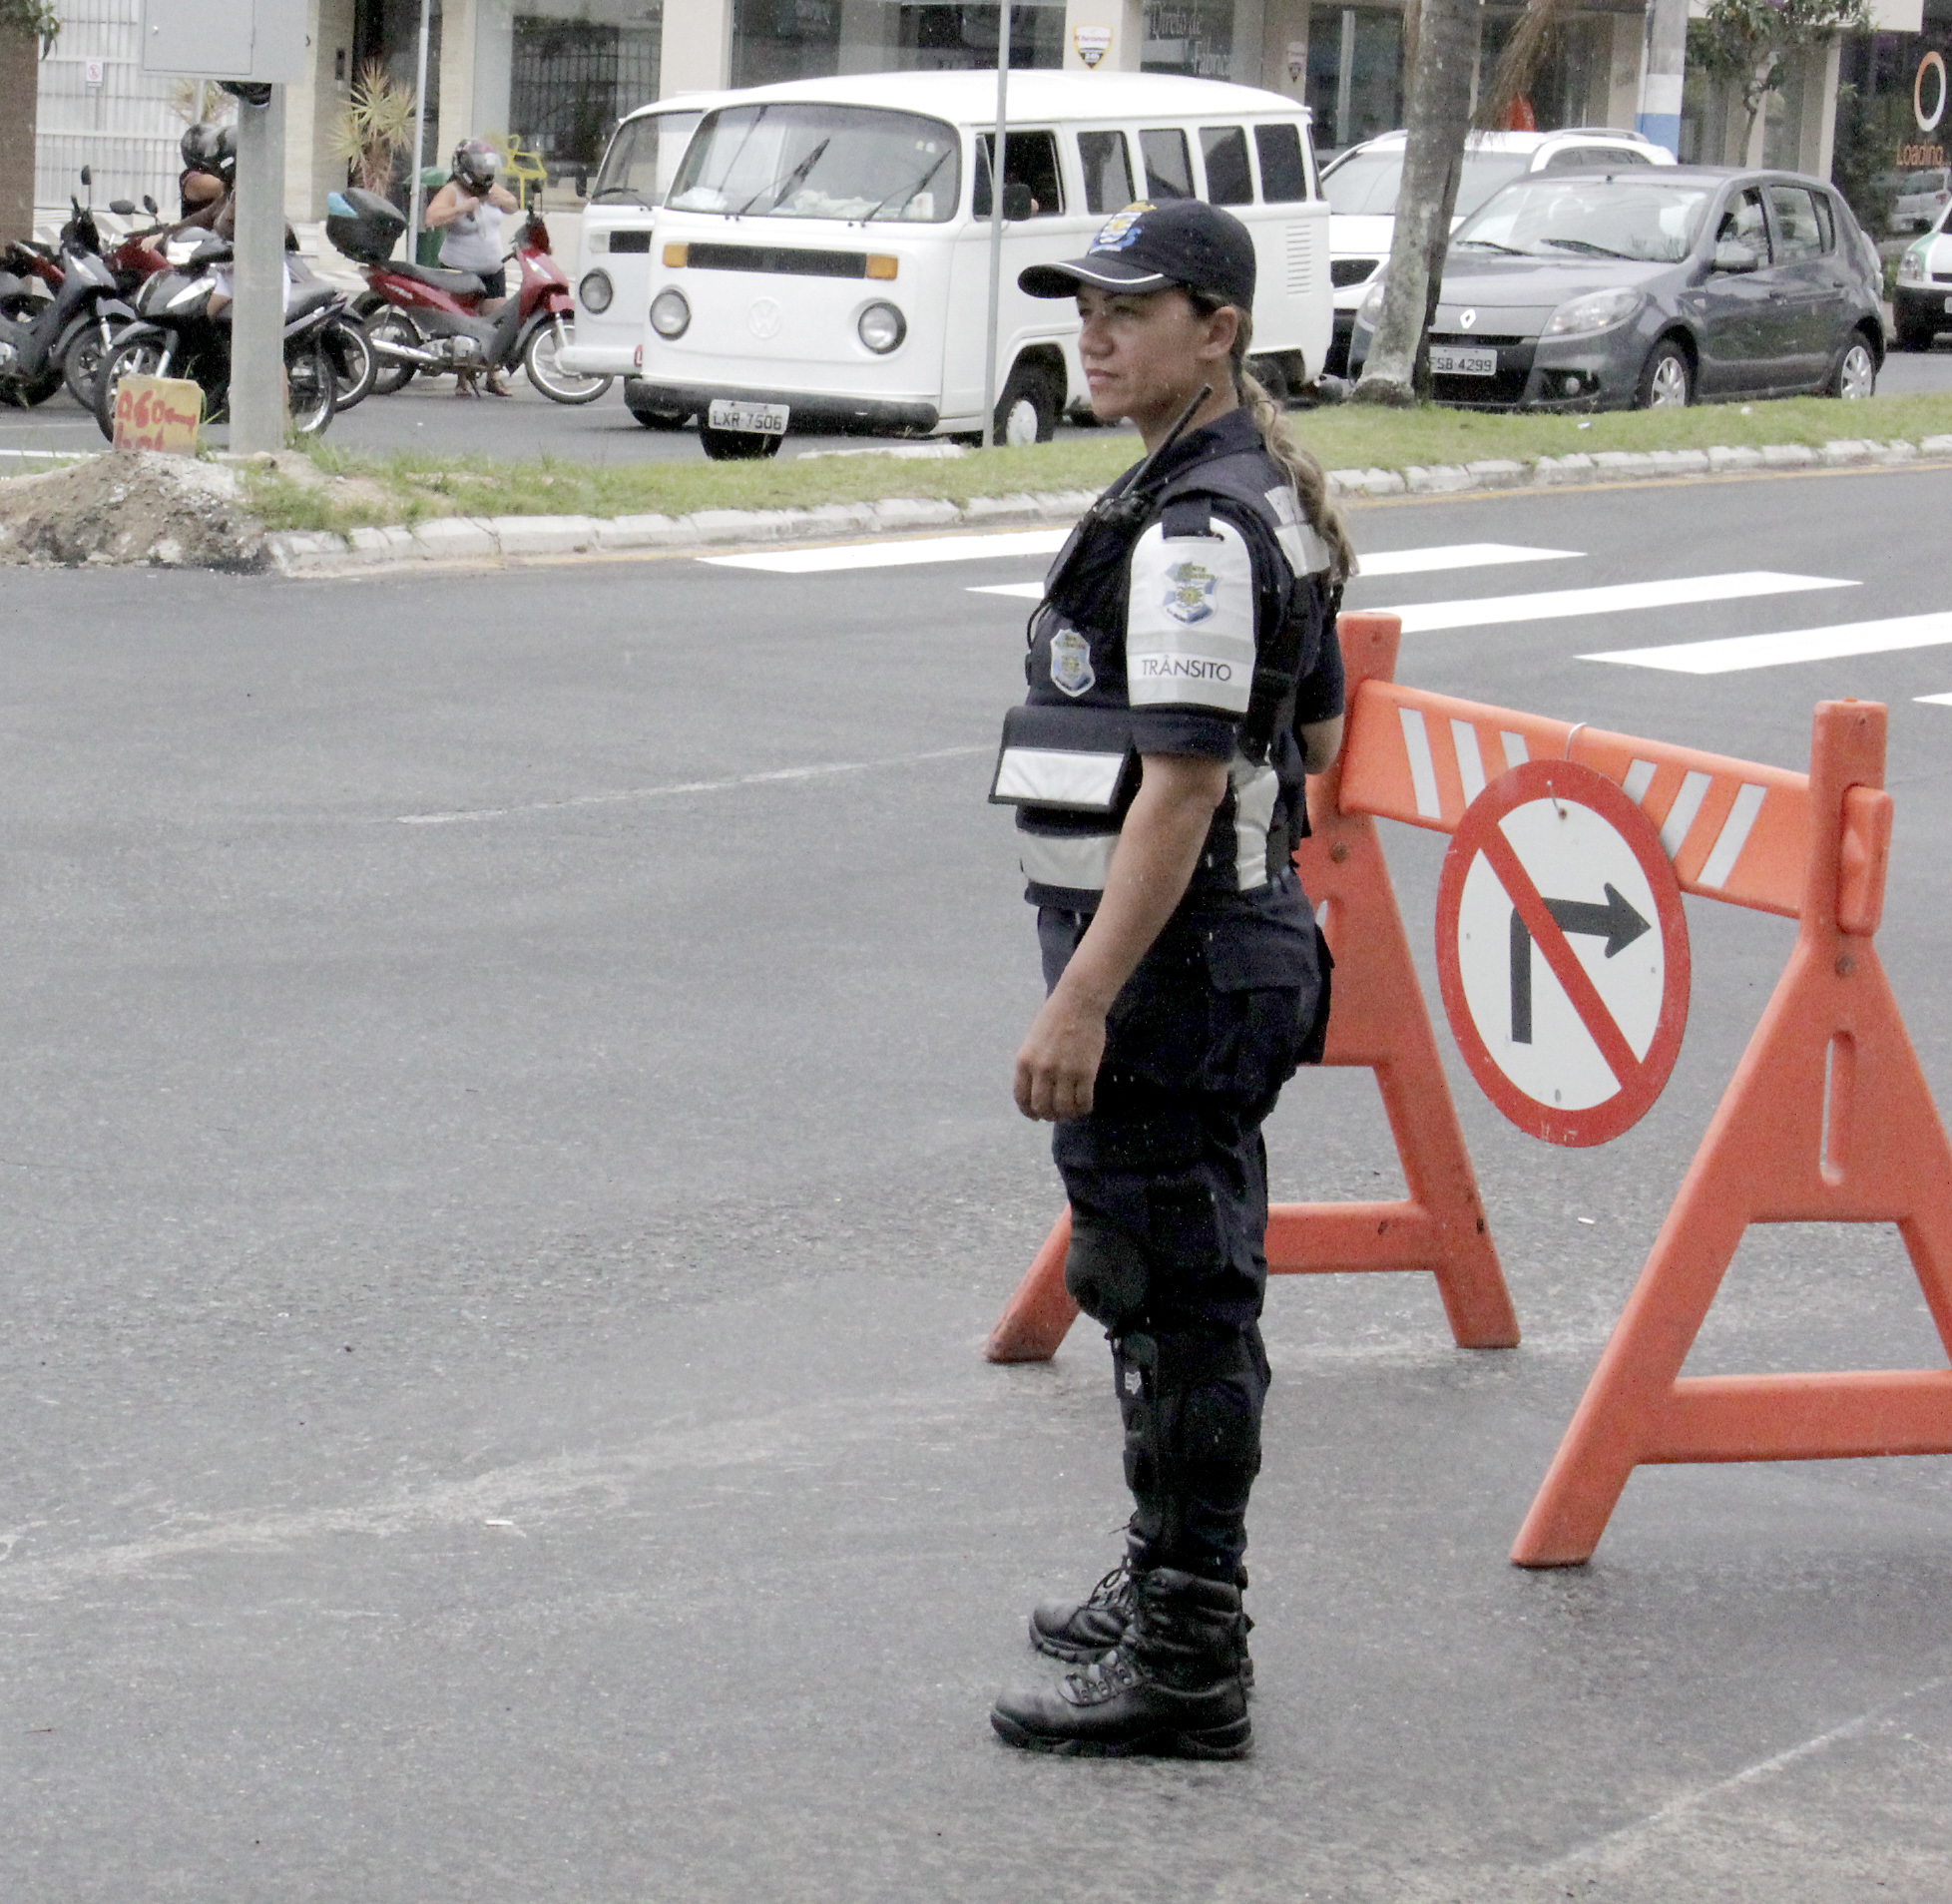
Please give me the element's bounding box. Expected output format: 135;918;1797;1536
1436;759;1690;1147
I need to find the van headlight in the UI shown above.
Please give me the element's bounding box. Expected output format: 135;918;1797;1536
579;268;614;313
649;286;690;338
1356;276;1387;327
1899;243;1928;284
857;300;905;353
1541;286;1643;337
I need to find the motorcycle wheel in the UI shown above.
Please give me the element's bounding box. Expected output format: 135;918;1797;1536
524;316;611;404
365;309;420;396
63;324;117;410
284;336;338;437
93;333;174;442
329;317;376;412
17;367;63;407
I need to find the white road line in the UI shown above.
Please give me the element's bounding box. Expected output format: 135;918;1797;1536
705;528;1069;573
394;745;985;826
1588;610;1952;675
967;540;1585;602
1379;571;1854;635
1917;691;1952;707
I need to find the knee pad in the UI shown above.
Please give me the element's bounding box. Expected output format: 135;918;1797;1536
1065;1220;1151;1331
1155;1330;1266;1510
1112;1332;1166;1546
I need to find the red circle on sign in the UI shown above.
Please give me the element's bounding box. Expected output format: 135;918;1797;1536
1436;759;1690;1147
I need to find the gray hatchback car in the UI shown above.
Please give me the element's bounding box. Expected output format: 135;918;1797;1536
1346;166;1884;409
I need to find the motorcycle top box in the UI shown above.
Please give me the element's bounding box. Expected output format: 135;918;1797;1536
325;189;407;265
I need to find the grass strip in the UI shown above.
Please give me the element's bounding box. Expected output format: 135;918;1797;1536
244;389;1952;536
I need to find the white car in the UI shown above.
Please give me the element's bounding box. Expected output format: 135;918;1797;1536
1320;126;1674;374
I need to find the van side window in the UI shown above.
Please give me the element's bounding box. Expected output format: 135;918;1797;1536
1141;128;1194;201
1078;130;1136;216
1200;127;1252;206
974;131;1065;219
1253;123;1308;203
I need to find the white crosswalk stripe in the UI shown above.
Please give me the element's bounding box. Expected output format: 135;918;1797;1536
1587;612;1952;675
1375;571;1854;635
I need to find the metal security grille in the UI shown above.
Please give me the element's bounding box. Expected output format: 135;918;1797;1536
509;18;660;169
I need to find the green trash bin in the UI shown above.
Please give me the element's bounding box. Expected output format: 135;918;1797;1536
415;167;447;265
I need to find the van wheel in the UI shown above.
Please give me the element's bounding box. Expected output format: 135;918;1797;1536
700;424;783;460
993;361;1059;445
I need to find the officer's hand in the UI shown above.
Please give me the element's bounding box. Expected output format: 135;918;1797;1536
1014;996;1106;1122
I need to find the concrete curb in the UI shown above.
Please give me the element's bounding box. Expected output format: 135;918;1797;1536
264;438;1952;579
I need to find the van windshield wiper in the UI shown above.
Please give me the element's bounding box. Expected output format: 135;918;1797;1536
590;184;651;206
861;148;950;223
1543;237;1634;258
735;138;830;217
1454;238;1528;255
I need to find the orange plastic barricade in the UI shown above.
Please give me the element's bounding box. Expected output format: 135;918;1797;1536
1513;699;1952;1566
984;612;1521;1363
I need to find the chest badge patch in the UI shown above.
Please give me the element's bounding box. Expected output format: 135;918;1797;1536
1165;559;1218;625
1049;627;1095;697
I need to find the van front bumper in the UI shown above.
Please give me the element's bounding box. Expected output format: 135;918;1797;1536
557;342;639;375
630;381;940;435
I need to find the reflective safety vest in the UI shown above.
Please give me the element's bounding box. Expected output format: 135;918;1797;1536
990;424;1337;911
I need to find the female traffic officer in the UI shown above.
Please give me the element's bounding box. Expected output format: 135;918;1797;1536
987;199;1355;1759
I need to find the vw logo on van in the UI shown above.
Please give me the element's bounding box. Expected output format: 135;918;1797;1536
748;297;783;340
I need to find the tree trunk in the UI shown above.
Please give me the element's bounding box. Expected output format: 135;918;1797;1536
0;23;38;245
1353;0;1479;407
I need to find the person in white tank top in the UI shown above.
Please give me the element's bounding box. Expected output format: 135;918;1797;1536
423;139;521;394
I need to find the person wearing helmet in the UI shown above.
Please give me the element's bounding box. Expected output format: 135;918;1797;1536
179;123;229;219
424;139;520;395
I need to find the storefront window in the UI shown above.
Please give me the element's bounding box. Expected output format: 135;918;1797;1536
1477;8;1608;131
1145;0;1233;80
1304;9;1402;154
732;0;842;87
1834;26;1952;237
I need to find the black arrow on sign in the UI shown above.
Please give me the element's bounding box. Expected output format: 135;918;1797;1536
1510;884;1652;1045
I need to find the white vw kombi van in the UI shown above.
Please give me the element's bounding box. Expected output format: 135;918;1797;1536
559;91;734;400
630;70;1330;457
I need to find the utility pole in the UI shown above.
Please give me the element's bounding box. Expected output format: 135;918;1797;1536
230;86;287;455
981;0;1013;450
1638;0;1689;158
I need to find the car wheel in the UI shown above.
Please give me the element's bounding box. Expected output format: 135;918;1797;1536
1635;339;1692;409
699;424;782;460
1826;333;1877;399
993;360;1060;445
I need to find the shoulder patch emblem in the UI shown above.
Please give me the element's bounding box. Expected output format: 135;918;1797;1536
1049;627;1096;697
1164;559;1218;625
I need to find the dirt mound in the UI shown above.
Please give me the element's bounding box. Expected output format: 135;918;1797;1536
0;450;267;570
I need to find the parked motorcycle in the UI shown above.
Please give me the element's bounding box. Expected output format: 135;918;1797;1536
91;239;345;441
325;188;608;404
0;192;138;410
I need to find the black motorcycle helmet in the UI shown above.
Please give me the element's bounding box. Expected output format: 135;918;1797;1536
214;125;238;185
181;122;225;174
452;138;502;194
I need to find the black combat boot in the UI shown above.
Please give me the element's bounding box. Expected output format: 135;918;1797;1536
1029;1541;1256;1690
992;1567;1250;1758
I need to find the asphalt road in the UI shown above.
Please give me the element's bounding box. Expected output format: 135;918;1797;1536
3;337;1952;461
4;465;1952;1900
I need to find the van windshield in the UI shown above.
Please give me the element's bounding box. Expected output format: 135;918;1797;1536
592;111;704;209
668;103;962;223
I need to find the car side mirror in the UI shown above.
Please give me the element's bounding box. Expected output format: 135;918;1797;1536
574;169;588;199
1712;239;1761;273
1003;182;1035;221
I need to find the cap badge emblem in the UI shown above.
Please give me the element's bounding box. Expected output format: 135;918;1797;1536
1091;202;1155;252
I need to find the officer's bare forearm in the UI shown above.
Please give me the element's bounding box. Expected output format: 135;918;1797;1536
1052;753;1229;1016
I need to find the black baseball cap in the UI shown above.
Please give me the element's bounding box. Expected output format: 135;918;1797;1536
1019;199;1256;306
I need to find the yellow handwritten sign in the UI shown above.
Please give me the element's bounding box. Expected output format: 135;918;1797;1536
112;375;204;455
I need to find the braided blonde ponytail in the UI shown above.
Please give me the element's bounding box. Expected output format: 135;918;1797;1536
1193;296;1358;586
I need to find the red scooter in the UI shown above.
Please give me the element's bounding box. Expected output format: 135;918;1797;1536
326;191;607;404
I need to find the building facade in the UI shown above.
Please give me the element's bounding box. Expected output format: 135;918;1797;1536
25;0;1936;236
